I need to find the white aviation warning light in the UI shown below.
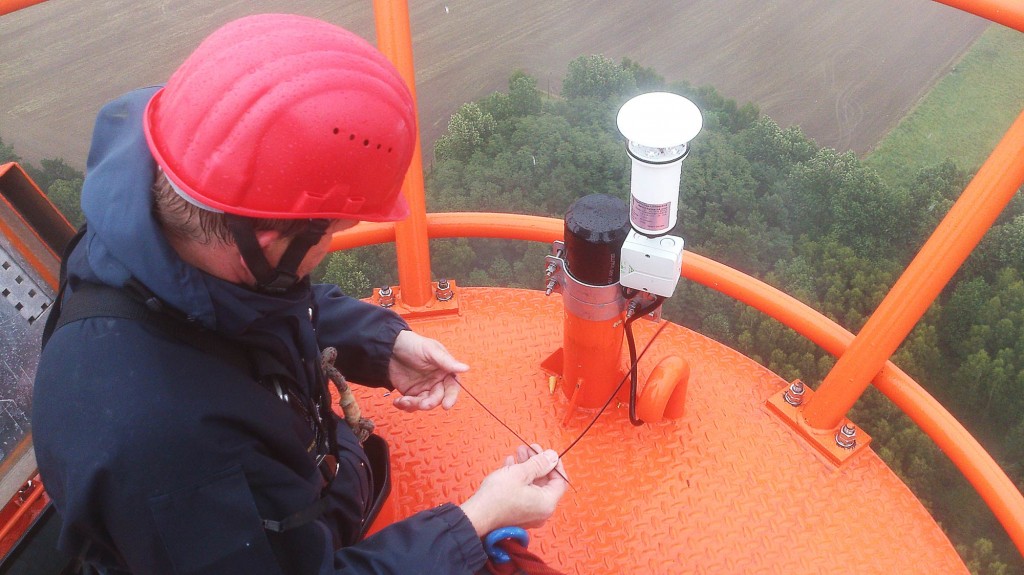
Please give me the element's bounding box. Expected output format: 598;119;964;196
616;92;702;236
617;92;702;297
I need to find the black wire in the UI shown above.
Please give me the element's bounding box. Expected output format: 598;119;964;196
453;298;669;488
455;376;576;491
558;319;670;458
625;296;666;426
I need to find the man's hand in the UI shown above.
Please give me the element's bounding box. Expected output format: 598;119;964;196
388;330;468;412
459;445;569;537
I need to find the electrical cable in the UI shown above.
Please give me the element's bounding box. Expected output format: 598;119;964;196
558;319;670;458
456;376;575;491
452;296;669;485
624;295;666;426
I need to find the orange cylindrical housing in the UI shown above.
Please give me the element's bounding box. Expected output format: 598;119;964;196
562;309;626;409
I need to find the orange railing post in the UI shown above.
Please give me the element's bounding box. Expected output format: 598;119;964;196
934;0;1024;33
373;0;433;307
0;0;47;16
803;108;1024;431
330;212;1024;555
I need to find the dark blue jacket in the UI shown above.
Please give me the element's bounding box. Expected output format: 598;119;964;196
32;88;487;574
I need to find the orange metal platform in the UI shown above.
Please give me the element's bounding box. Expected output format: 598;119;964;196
347;287;966;574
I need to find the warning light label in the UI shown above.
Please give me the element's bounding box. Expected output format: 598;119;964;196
630;197;671;231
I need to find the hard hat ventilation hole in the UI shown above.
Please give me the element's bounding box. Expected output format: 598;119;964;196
349;134;356;141
333;127;340;135
387;147;393;153
363;139;370;147
376;144;381;150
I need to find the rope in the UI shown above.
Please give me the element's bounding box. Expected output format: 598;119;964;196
320;347;374;443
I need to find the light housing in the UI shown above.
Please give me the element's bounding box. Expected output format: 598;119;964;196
616;92;703;236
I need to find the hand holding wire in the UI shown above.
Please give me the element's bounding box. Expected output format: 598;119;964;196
389;330;468;412
460;444;568;537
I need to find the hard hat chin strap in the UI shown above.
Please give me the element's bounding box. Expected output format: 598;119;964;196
226;215;331;294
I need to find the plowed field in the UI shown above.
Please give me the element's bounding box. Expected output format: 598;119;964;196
0;0;988;167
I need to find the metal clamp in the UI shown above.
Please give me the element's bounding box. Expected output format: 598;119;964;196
544;241;626;321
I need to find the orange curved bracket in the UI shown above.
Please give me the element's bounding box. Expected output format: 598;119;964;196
636;355;689;423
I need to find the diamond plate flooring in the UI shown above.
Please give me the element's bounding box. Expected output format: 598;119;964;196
345;287;967;574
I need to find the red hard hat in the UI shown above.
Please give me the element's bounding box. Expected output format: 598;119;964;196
144;13;414;221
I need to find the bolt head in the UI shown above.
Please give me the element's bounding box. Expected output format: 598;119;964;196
835;424;858;449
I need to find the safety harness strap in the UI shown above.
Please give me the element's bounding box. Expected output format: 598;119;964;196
38;223;387;536
49;281;254;375
225;215;330;294
41;224;86;349
261;496;332;534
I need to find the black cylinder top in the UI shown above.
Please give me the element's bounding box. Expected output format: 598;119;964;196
564;194;631;286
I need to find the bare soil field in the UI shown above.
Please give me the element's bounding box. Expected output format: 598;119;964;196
0;0;988;169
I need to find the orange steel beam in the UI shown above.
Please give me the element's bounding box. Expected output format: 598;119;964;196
804;107;1024;431
0;475;45;552
373;0;432;307
329;213;1024;556
0;0;46;16
330;212;562;251
682;253;1024;557
934;0;1024;32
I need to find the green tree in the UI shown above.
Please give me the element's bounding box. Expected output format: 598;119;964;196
561;54;635;100
905;160;969;246
0;135;20;164
434;102;497;163
620;57;664;92
507;70;543;117
47;178;84;226
315;245;397;298
318;252;373;298
27;157;82;194
958;538;1009;575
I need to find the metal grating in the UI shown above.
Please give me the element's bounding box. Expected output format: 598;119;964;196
0;244;51;325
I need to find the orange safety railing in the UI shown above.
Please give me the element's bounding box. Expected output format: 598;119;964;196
351;0;1024;556
804;107;1024;430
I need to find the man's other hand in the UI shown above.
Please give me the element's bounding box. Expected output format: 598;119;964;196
389;330;468;412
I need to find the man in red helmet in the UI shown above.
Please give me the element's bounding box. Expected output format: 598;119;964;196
33;14;566;575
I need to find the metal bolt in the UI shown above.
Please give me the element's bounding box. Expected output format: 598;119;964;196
435;278;454;302
626;300;639;318
378;285;395;308
783;380;805;406
835;423;857;450
545;261;558;277
544;278;558;296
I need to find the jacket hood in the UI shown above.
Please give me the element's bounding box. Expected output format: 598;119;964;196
72;87;218;327
72;88;311;333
